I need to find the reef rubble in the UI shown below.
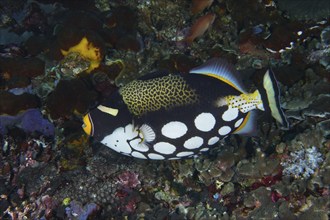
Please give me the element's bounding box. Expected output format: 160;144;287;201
0;0;329;219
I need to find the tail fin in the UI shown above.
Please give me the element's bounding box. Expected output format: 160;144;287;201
260;69;289;129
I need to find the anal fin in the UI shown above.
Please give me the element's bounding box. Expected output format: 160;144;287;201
233;111;258;136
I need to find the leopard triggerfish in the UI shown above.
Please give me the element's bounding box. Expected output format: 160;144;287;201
82;58;289;160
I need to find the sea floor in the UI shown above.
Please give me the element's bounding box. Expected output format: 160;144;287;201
0;0;329;219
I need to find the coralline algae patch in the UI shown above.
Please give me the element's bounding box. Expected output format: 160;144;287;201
0;0;329;219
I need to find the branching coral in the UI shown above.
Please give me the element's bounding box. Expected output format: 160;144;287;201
281;146;324;179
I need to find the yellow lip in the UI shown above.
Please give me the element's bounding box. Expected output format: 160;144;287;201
82;114;93;136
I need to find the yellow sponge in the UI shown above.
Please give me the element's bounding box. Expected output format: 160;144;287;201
61;37;102;73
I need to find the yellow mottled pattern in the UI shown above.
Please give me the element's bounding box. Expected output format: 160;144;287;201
119;74;198;116
225;90;263;113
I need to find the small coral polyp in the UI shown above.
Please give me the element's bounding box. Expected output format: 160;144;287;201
61;37;102;73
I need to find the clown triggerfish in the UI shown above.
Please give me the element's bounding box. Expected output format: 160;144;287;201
82;58;289;160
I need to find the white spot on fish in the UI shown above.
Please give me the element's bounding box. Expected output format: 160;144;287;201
148;153;165;160
161;121;188;139
194;112;216;132
101;124;138;154
153;142;176;154
176;151;194;157
207;136;220;145
131;151;147;159
218;126;231;136
222;107;238;121
183;136;204;149
200;148;210;152
234;118;244;128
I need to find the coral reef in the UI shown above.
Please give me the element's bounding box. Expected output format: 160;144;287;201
0;92;40;115
281;146;324;179
277;0;330;20
0;0;329;219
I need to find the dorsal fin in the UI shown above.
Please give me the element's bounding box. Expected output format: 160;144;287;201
189;58;247;93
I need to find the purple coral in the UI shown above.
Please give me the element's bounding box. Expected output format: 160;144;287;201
0;108;54;136
20;108;54;136
66;201;98;220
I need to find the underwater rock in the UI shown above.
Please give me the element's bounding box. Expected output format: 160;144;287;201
298;197;330;219
0;29;33;45
272;65;306;87
59;51;90;76
196;148;238;186
91;71;118;99
237;148;281;180
307;26;330;71
46;78;97;119
103;6;142;52
240;187;279;219
22;2;49;34
57;11;103;33
320;26;330;47
262;21;302;52
158;54;197;74
0;56;45;93
220;182;235;196
320;151;330;185
282;68;330;113
226;0;280;30
277;0;330;20
186;202;225;219
24;35;50;56
0;92;40;115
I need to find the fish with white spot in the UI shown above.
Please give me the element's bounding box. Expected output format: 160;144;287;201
82;58;289;160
